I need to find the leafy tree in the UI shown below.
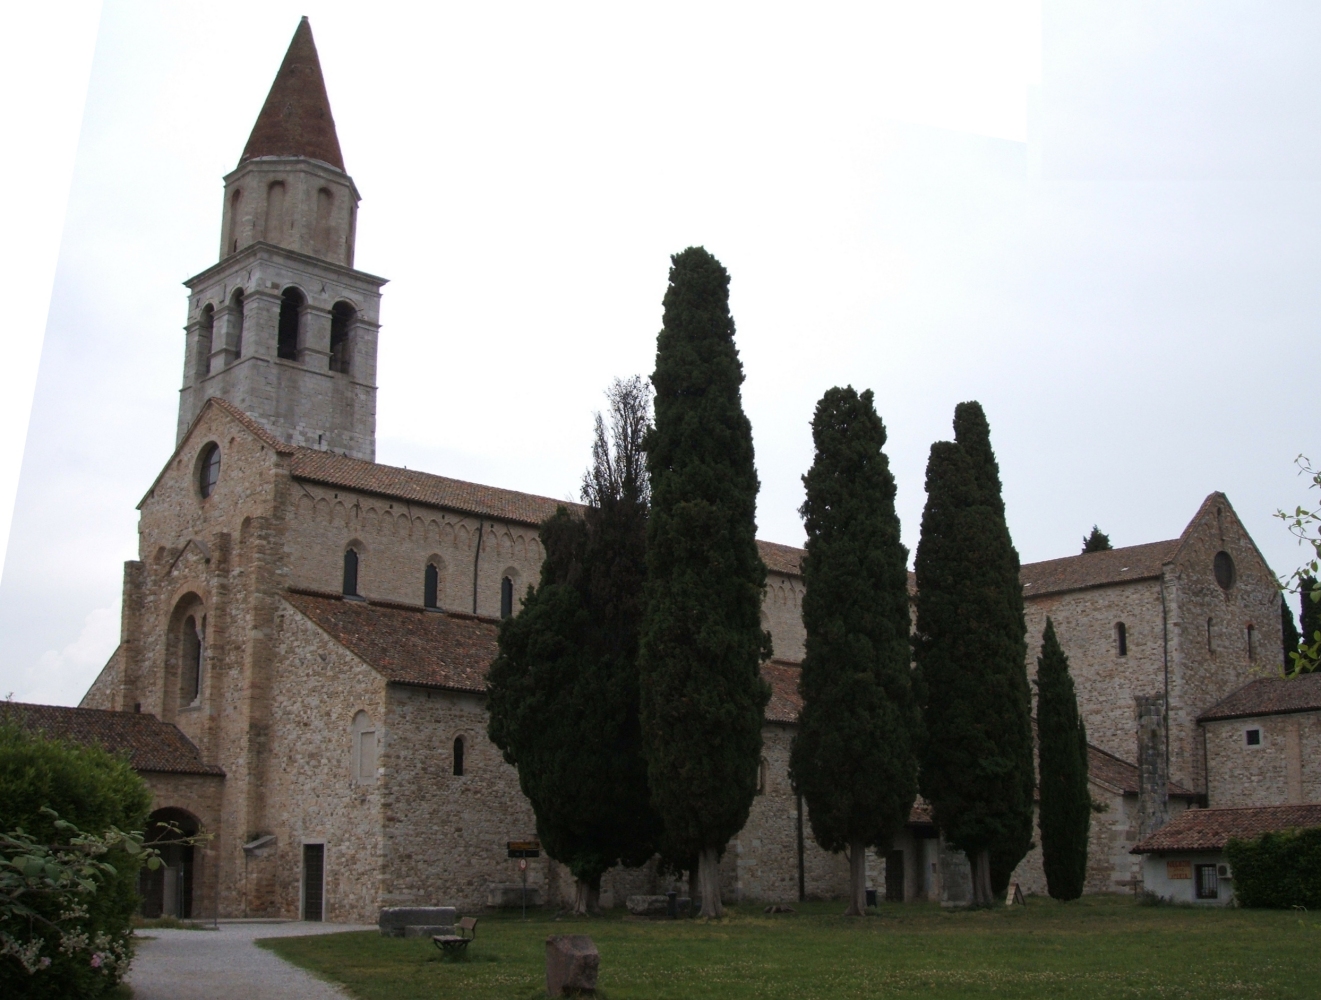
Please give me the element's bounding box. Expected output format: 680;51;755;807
1277;456;1321;673
789;387;919;916
1035;618;1090;900
1282;596;1302;675
0;717;151;998
1080;526;1112;553
487;378;661;914
914;402;1034;907
639;247;770;919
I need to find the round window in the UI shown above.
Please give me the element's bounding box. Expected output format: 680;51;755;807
1213;551;1235;590
198;443;221;499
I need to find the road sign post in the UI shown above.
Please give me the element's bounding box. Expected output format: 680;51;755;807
507;841;540;921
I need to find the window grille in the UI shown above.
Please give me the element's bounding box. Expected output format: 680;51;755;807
1195;864;1219;899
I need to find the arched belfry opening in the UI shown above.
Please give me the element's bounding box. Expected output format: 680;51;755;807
330;301;354;373
138;808;200;919
278;287;305;361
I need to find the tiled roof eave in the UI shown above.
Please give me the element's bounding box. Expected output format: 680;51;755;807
1022;572;1163;600
290;470;546;528
1199;704;1321;723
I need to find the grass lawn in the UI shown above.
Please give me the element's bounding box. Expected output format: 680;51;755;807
261;895;1320;1000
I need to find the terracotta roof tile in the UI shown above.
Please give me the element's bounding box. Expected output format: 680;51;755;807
1131;805;1321;853
209;398;293;453
1199;673;1321;722
290;449;577;527
762;660;803;724
241;18;345;171
1086;742;1196;798
1;703;223;776
759;540;804;578
285;590;500;693
1020;539;1179;599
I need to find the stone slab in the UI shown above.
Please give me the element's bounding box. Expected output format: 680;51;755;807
545;934;599;995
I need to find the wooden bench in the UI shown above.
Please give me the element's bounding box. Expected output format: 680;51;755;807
432;916;478;956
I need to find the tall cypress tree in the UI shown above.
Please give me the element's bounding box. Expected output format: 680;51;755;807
639;246;770;919
1282;595;1302;676
789;387;919;916
487;378;661;913
1036;618;1090;901
915;402;1034;907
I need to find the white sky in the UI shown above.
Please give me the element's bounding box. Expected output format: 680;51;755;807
3;1;1318;705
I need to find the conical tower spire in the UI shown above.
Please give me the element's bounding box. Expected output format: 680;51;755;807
241;17;344;171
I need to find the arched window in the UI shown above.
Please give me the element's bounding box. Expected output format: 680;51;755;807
197;304;214;380
757;757;768;795
230;288;245;359
1207;617;1215;653
264;181;286;242
453;736;465;776
329;301;354;374
500;576;514;619
424;563;439;609
180;615;202;706
343;548;359;597
277;287;304;361
198;444;220;499
228;188;242;254
352;710;377;784
1116;622;1128;657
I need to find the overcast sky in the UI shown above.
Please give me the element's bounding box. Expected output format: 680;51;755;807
3;1;1319;706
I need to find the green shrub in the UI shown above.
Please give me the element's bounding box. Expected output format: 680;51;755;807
1225;826;1321;909
0;718;151;998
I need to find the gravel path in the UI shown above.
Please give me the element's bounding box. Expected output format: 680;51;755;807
126;921;373;1000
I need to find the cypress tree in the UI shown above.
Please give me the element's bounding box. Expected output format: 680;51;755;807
1282;595;1301;676
1081;526;1112;553
639;246;770;919
915;402;1034;907
487;378;661;913
1036;618;1090;901
789;387;919;916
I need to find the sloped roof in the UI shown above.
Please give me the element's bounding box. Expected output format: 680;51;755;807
1086;742;1196;798
291;449;577;527
759;541;804;577
762;660;804;724
1132;804;1321;853
241;18;345;171
285;590;500;693
1020;539;1179;599
1199;673;1321;722
1;703;223;776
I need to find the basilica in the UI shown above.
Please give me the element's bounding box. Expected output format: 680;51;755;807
18;19;1312;920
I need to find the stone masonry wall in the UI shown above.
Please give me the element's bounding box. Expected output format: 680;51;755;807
140;772;225;919
285;485;544;620
1204;711;1321;807
762;572;806;664
264;602;388;922
380;685;542;915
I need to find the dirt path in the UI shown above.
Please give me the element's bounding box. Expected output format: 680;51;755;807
126;921;372;1000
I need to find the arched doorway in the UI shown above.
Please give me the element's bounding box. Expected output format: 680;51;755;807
138;808;199;919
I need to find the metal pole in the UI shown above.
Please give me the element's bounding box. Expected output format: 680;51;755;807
522;863;528;921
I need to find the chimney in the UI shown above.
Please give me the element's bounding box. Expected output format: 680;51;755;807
1135;694;1169;838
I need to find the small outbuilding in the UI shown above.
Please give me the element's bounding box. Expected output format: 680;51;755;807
1131;804;1321;905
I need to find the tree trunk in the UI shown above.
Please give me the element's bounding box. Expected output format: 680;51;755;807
572;878;601;916
698;846;723;918
968;849;993;907
843;840;868;916
688;864;700;910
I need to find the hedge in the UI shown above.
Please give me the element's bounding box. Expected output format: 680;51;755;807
1225;826;1321;909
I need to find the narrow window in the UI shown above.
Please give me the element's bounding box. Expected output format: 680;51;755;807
343;548;359;596
302;844;324;921
757;757;768;795
424;563;439;609
230;288;245;359
1245;728;1262;747
500;576;514;619
198;444;220;498
329;301;354;374
196;304;214;380
227;188;242;254
1207;617;1214;654
453;736;465;777
180;615;202;706
1194;863;1219;900
1116;622;1128;657
277;287;304;361
314;187;334;256
264;181;286;242
358;728;377;781
1246;623;1255;660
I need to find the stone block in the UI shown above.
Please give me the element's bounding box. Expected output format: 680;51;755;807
488;884;541;908
545;934;599;995
625;895;669;917
378;906;455;937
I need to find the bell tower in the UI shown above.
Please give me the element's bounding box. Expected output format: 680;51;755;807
177;17;386;461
